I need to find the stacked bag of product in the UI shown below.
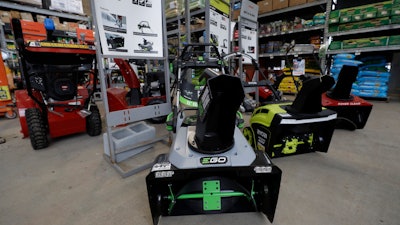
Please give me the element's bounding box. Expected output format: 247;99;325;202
330;53;363;83
352;56;391;99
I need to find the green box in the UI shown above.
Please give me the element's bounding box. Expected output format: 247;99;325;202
363;8;378;19
329;41;342;50
356;38;374;48
388;35;400;45
369;36;388;47
391;15;400;24
338;23;359;31
342;40;358;49
352;13;364;22
329;10;340;24
392;6;400;15
329;25;339;32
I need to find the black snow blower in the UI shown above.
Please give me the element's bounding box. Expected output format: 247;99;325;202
244;75;338;158
322;65;373;130
146;45;281;225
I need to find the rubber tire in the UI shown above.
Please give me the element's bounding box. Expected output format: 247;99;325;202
5;109;17;119
86;107;102;136
25;108;49;150
146;98;167;124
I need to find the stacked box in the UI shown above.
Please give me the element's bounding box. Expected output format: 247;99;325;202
338;17;390;31
388;35;400;45
273;0;289;10
258;0;273;14
329;41;342;50
333;1;393;25
329;10;340;24
289;0;307;7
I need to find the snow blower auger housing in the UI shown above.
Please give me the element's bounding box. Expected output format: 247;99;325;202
146;74;281;225
12;18;101;150
244;75;338;158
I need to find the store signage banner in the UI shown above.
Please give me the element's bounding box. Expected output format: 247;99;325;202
93;0;164;57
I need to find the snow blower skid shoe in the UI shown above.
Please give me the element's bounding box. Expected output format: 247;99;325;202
244;76;337;158
146;74;281;225
322;65;373;130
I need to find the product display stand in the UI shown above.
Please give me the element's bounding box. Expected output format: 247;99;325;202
91;0;171;178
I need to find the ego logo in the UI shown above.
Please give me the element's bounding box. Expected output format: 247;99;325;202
200;156;228;165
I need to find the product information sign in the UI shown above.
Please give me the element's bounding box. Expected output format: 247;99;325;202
209;6;230;55
93;0;164;57
240;18;258;64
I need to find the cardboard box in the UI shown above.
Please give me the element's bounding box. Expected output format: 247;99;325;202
0;11;11;23
289;0;307;7
20;12;33;21
9;0;42;7
258;0;273;14
232;9;240;20
10;11;21;19
273;0;288;10
50;0;84;15
36;15;47;23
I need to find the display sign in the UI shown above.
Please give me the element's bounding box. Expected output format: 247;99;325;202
209;6;230;55
240;0;258;22
93;0;164;57
240;18;258;64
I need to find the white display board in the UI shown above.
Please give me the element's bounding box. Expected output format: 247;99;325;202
93;0;164;57
240;18;258;64
238;0;258;64
209;5;230;55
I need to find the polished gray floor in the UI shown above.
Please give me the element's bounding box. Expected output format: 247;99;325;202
0;99;399;225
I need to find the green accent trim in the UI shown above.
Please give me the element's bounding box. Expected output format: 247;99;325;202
176;192;247;200
250;103;289;127
179;96;198;107
282;138;304;155
307;133;314;145
165;112;174;131
203;180;221;211
167;184;176;214
236;111;244;129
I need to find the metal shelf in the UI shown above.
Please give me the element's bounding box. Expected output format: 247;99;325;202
327;45;400;55
328;24;400;37
259;25;325;38
0;1;89;21
259;50;317;58
258;0;328;18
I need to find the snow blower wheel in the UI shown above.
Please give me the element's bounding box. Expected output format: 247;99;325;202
25;108;49;150
86;107;102;136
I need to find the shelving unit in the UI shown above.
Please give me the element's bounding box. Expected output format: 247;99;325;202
257;0;329;61
0;0;90;88
326;0;400;100
165;0;231;59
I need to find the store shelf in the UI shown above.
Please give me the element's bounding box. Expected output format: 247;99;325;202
259;25;325;38
0;1;89;21
328;24;400;37
260;50;317;58
327;45;400;55
258;0;328;18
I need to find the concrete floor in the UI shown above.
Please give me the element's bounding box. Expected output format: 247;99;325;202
1;99;400;225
